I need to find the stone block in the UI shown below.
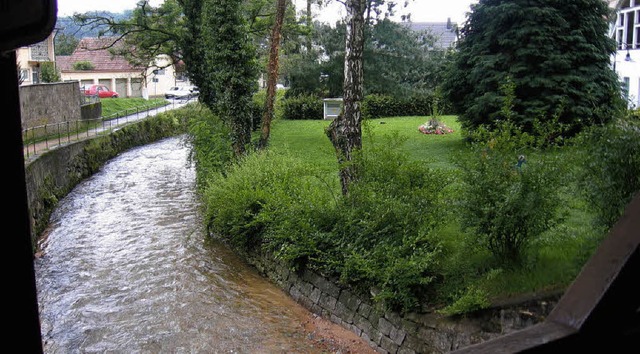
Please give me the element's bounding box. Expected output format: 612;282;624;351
302;269;323;286
289;284;302;301
348;323;363;337
310;287;322;304
358;302;373;318
397;348;416;354
300;281;313;297
380;335;399;354
330;314;342;325
376;348;389;354
378;317;394;336
338;289;362;311
310;303;323;315
334;300;355;324
355;314;373;335
385;311;403;327
319;293;337;311
402;334;431;353
299;295;314;310
390;326;406;346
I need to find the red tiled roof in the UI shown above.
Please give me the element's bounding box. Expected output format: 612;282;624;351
56;37;143;72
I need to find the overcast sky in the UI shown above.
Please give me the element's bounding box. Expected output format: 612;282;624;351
58;0;478;25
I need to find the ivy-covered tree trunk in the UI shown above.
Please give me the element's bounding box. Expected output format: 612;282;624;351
258;0;287;150
326;0;367;195
196;0;258;157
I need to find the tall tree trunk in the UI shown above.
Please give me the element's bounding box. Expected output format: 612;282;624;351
326;0;366;195
306;0;312;52
258;0;287;149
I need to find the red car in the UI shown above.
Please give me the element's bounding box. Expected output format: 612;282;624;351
83;84;119;98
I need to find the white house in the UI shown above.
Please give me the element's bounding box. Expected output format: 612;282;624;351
611;0;640;109
56;37;189;98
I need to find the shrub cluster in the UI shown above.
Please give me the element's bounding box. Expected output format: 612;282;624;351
249;89;287;130
198;134;452;313
362;94;435;119
580;116;640;228
184;104;234;186
456;121;565;265
280;94;324;120
278;93;443;121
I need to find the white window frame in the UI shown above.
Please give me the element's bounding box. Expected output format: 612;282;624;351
19;69;29;81
616;1;640;49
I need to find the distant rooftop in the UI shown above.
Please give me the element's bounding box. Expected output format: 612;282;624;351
56;37;142;72
404;19;459;49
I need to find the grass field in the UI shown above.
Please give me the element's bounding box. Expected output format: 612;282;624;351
101;97;168;118
269;115;466;168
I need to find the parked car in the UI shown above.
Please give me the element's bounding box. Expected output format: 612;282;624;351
164;85;199;99
82;84;119;98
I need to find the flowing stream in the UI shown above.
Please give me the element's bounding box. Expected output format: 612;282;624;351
34;136;337;353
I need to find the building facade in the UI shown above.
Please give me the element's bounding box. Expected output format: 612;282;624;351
15;30;57;86
56;37;185;98
611;0;640;109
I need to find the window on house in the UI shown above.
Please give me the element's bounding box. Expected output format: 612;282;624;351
626;12;635;47
617;3;640;49
19;69;29;82
622;77;630;101
633;10;640;48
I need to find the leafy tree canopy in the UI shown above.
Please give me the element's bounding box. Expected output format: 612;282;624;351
54;33;79;56
441;0;624;136
286;18;452;98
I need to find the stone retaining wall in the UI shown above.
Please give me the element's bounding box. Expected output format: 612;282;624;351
245;250;561;353
20;82;83;128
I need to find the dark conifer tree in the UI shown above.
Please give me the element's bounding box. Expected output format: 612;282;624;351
442;0;623;136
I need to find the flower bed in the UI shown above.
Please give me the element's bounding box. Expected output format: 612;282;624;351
419;119;454;135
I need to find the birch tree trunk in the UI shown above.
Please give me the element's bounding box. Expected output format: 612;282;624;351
326;0;367;195
258;0;287;149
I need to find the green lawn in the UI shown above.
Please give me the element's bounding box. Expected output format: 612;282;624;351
100;97;169;119
269;115;466;169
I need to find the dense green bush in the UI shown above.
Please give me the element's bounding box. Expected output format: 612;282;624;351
362;94;436;119
184;104;234;186
249;89;287;130
280;93;440;121
202;149;331;252
72;61;94;71
457;121;565;265
199;132;451;313
580;117;640;228
281;94;324;120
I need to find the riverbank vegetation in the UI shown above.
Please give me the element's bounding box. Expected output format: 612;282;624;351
185;98;640;315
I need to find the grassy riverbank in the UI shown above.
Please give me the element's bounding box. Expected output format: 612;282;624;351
187;102;640;315
101;97;169;119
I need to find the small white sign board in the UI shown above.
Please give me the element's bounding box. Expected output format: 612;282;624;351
323;98;343;120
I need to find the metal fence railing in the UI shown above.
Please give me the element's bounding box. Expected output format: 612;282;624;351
22;101;173;160
81;93;100;105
